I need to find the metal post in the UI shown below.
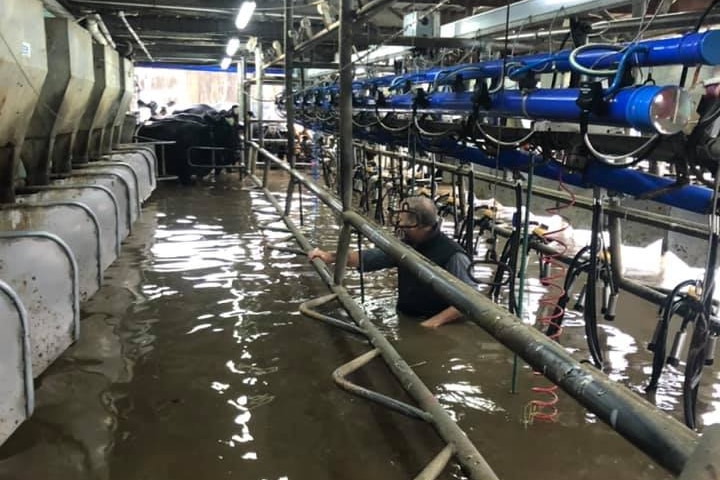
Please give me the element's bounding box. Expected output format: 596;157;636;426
333;0;354;285
237;57;247;177
283;0;296;217
256;46;268;186
466;166;475;255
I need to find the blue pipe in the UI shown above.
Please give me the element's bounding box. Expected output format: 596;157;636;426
386;31;720;87
459;145;712;214
384;85;684;133
298;120;713;214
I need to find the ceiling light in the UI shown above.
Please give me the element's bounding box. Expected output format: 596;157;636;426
235;1;256;30
226;37;240;56
220;57;232;70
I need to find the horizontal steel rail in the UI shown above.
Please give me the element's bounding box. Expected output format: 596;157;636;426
249;140;700;475
248;171;499;480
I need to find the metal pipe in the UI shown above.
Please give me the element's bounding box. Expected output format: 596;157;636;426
339;0;353;210
299;294;365;335
414;445;455;480
92;13;116;49
333;0;355;285
494;11;720;42
283;0;296;216
386;86;687;134
248;170;499;480
265;0;396;68
333;348;434;421
42;0;75;19
255;46;267;186
237;57;247;175
66;0;322;18
249;142;700;474
119;11;152;61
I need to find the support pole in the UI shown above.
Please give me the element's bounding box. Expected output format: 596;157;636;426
256;46;267;186
237;57;247;176
333;0;354;285
283;0;296;216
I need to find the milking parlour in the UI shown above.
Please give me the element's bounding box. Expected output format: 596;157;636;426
1;0;720;479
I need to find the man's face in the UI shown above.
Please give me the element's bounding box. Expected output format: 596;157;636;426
396;212;425;245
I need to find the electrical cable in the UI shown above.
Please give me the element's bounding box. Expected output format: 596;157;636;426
583;133;660;167
476;120;536;147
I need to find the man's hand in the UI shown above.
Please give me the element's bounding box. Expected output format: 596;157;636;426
308;248;335;264
420;317;447;328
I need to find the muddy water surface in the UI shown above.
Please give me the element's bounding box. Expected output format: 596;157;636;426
0;172;715;480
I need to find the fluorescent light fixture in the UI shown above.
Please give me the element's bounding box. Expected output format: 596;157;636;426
226;37;240;56
220;57;232;70
235;1;256;30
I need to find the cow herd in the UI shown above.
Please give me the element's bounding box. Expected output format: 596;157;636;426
136;104;242;184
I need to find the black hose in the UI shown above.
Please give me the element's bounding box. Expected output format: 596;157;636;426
585;200;604;367
647;279;697;391
683;231;719;428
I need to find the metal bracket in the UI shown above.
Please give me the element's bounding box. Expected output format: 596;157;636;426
0;279;34;445
0;232;80;375
333;348;433;422
0;201;103;301
187;145;243;170
108;151;156;202
74;162;141;224
58;172;133;238
299;294;365;335
17;184;121;266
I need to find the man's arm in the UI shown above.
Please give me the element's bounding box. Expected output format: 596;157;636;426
420;306;463;328
309;247;395;272
308;248;359;267
421;252;475;328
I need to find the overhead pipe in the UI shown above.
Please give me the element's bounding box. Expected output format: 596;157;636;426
390;31;720;86
92;13;116;49
42;0;75;19
494;11;720;42
67;0;323;18
85;16;108;46
249;141;699;475
383;85;690;134
265;0;396;68
118;11;152;61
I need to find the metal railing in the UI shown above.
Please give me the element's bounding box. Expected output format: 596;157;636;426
248;140;700;477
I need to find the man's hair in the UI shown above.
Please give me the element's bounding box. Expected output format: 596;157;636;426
402;196;438;227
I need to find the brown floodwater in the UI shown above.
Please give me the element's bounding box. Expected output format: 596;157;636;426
0;171;717;480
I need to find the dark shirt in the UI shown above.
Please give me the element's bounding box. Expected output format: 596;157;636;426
360;247;475;286
358;233;475;317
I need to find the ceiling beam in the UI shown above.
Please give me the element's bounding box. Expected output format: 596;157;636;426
265;0;397;68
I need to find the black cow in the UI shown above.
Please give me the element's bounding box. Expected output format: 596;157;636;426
137;105;240;184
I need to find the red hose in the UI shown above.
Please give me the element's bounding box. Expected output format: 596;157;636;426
526;174;575;423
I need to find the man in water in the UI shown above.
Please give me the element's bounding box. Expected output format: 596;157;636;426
308;196;475;328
